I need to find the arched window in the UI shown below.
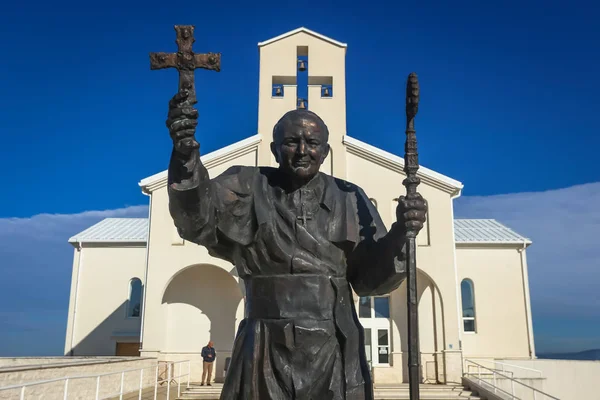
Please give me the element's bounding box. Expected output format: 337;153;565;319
461;279;476;333
127;278;143;318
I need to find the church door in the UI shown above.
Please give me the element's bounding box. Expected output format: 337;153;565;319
358;296;391;368
115;342;140;356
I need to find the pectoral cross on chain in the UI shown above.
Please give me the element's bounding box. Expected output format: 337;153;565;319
296;203;313;225
149;25;221;105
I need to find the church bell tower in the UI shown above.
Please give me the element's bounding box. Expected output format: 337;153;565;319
256;27;348;179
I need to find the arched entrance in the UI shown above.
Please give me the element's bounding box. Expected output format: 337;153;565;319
390;269;446;384
162;264;244;381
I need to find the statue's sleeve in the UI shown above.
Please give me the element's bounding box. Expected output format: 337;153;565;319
167;156;256;261
346;187;407;296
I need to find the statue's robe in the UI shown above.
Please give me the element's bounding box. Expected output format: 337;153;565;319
168;163;407;400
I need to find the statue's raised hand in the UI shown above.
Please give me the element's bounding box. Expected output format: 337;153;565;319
396;193;428;236
166;89;199;155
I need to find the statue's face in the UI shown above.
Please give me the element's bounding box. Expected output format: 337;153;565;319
271;113;330;183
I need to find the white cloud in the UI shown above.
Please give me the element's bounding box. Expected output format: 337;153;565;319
455;182;600;352
0;205;148;238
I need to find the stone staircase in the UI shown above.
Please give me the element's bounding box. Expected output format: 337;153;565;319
177;383;483;399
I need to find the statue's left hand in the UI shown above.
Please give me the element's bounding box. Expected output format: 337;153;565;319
396;193;428;235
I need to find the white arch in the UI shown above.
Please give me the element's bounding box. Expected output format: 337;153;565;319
161;264;245;381
390;268;446;384
160;263;240;297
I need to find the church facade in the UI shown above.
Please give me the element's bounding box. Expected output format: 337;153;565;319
64;28;536;385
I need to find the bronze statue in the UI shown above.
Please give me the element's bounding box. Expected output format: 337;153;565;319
155;24;427;400
166;96;426;400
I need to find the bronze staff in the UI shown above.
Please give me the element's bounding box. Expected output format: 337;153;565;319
403;72;422;400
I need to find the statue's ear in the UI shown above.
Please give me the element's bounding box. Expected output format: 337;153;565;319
320;143;331;164
270;142;280;163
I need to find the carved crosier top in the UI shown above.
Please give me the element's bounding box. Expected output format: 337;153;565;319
405;72;420;129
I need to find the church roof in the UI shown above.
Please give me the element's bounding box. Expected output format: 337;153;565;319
257;27;348;49
138;134;463;194
343;136;463;193
138;134;262;193
454;219;531;245
69;218;531;246
68;218;148;244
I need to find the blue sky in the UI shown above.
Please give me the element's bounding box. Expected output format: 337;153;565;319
0;0;599;355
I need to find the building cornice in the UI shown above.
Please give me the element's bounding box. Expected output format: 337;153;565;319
343;135;463;195
455;241;532;247
258;27;348;49
138;134;262;194
67;241;147;248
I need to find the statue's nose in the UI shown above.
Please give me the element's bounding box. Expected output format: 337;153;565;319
296;141;307;155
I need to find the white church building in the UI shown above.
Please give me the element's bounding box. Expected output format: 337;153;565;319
64;27;536;385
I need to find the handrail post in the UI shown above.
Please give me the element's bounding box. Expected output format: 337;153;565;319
511;378;515;399
493;371;497;394
139;369;144;400
19;386;25;400
187;361;191;388
178;362;181;397
96;376;101;400
533;389;537;400
166;363;171;400
154;364;159;400
119;371;125;400
478;365;481;384
63;379;69;400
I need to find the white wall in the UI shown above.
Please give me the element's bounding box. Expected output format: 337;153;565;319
0;358;157;400
65;245;147;356
457;245;533;359
496;358;600;400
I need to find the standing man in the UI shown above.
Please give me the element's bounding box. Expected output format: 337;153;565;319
201;341;216;386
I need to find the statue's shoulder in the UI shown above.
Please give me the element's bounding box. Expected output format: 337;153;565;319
325;174;365;197
213;165;261;193
219;165;259;177
255;166;282;186
257;166;278;176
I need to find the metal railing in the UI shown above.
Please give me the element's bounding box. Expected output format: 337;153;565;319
0;360;192;400
467;359;543;379
464;359;559;400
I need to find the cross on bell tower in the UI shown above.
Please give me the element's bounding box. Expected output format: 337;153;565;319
256;27;348;178
269;46;312;110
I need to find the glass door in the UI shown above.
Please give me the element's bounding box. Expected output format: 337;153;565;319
358;296;391;367
376;329;389;364
364;328;372;369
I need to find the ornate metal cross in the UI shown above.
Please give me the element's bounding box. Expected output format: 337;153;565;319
150;25;221;104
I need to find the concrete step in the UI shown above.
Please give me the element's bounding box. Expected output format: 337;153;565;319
177;383;482;400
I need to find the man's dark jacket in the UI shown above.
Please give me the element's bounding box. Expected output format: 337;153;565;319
201;346;216;363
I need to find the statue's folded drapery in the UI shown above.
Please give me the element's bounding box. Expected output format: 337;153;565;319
168;162;406;400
